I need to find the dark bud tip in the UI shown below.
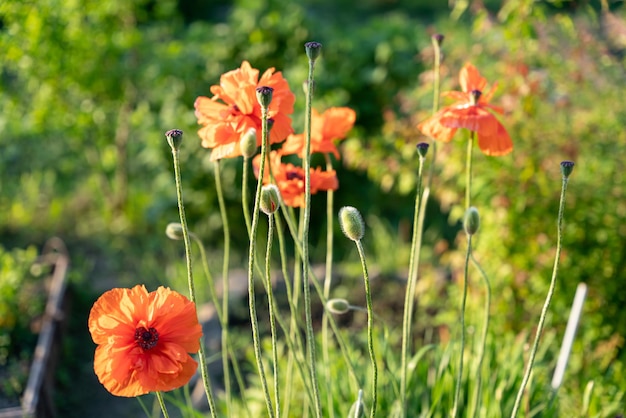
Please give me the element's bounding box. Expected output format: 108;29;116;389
256;86;274;108
416;142;430;158
560;161;575;178
305;41;322;61
432;34;445;46
165;129;183;150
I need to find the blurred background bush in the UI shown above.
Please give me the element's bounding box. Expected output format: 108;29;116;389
1;0;625;415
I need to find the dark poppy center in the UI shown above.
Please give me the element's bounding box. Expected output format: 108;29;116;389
470;89;482;105
286;170;304;181
134;326;159;350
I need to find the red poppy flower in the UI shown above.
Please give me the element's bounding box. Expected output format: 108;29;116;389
253;151;338;208
417;63;513;156
194;61;295;160
280;107;356;158
88;285;202;397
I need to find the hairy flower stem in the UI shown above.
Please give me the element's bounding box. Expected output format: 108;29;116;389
213;160;232;412
470;254;490;418
400;151;426;412
510;173;571;417
466;131;475;210
242;158;253;236
248;104;275;418
170;147;218;417
155;391;170;418
322;153;336;418
302;50;323;418
265;215;281;418
452;234;472;417
355;240;378;418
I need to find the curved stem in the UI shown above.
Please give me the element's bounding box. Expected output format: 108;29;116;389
247;104;275;418
452;234;472;417
214;159;232;411
170;148;217;417
265;214;281;418
355;240;378;418
510;175;570;417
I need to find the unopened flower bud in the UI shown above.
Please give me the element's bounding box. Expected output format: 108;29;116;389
240;128;258;159
304;41;322;62
347;389;365;418
166;223;184;240
339;206;365;241
416;142;430;158
431;34;445;47
256;86;274;108
260;185;281;215
326;298;351;314
463;206;480;236
560;161;575;179
165;129;183;150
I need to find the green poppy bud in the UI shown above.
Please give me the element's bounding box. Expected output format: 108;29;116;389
463;206;480;236
240;128;258;159
326;298;351;314
260;185;281;215
339;206;365;241
165;223;184;240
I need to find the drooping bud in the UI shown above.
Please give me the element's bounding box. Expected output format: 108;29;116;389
416;142;430;158
560;161;575;179
165;223;184;240
463;206;480;236
339;206;365;241
347;389;365;418
304;41;322;62
260;185;281;215
165;129;183;151
240;128;258;159
326;298;351;315
256;86;274;109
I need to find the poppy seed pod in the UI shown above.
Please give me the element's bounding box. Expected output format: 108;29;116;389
305;41;322;62
260;185;281;215
560;161;575;179
326;298;351;314
416;142;430;158
339;206;365;241
432;33;445;46
240;128;258;159
463;206;480;236
256;86;274;108
165;129;183;151
165;223;184;240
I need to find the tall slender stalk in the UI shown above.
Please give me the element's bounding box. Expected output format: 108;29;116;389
470;254;490;418
247;91;275;418
302;42;323;418
510;162;574;417
264;213;280;418
155;391;170;418
165;129;217;417
213;159;232;411
465;131;475;210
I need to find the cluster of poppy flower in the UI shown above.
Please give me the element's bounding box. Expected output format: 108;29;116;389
88;60;512;399
194;60;357;207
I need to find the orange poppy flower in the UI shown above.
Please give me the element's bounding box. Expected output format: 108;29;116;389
253;151;338;208
280;107;356;158
88;285;202;397
194;61;295;160
417;63;513;156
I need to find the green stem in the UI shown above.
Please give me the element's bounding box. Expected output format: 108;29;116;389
510;175;570;417
355;240;378;418
170;147;217;417
243;158;253;236
265;214;281;418
465;131;475;210
214;159;232;412
452;234;472;417
155;391;170;418
322;153;336;418
248;103;275;418
302;52;323;418
400;152;426;413
470;254;490;418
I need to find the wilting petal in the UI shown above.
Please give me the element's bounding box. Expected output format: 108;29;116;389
417;110;458;143
477;118;513;156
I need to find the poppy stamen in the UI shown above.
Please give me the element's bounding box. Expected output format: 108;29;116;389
135;326;159;350
286;170;304;181
469;89;482;105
